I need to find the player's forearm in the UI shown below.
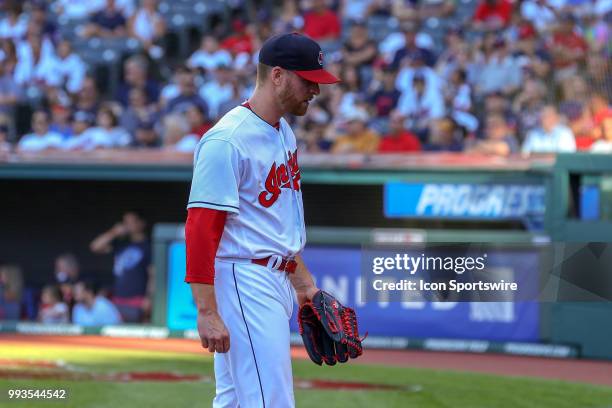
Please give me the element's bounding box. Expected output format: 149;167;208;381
190;283;218;313
289;255;315;290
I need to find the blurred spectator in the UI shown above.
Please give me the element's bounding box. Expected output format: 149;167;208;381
185;104;211;137
465;114;518;156
200;65;233;120
302;0;341;41
127;0;166;58
115;55;160;107
119;88;158;136
218;79;249;118
161;114;198;152
54;253;81;306
13;30;56;93
435;29;469;82
0;264;23;320
90;210;152;322
49;103;73;139
83;0;128;39
331;108;380;153
474;37;521;96
522;105;576;155
513;78;547;135
29;3;58;42
397;71;444;140
446;69;472;112
0;54;20;115
419;0;455;19
473;0;514;31
188;35;233;73
0;119;11;156
590;93;612;126
425;117;464;151
220;19;255;57
391;22;435;69
520;0;558;33
46;39;87;94
38;285;69;324
74;76;101;115
17;110;63;152
55;0;100;21
299;112;333;153
342;21;377;68
164;66;209;117
0;2;27;41
0;39;18;75
333;64;365;118
548;13;588;82
131;121;160;148
86;105;131;148
72;281;122;326
378;110;421;153
367;66;401;119
590;117;612;153
586;53;611;101
62;110;96;150
515;32;552;81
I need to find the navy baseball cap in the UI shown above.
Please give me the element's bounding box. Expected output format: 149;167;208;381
258;33;340;84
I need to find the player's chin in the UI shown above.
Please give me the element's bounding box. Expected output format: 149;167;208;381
290;101;309;116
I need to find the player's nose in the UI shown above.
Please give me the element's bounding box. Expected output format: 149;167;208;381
310;82;320;96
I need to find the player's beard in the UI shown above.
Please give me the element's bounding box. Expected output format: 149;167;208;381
279;83;309;116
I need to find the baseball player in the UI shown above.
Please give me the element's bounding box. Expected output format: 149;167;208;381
185;33;340;407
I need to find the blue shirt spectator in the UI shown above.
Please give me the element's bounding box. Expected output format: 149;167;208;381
522;106;576;154
72;281;122;326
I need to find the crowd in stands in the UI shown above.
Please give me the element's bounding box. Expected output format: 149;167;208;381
0;210;152;325
0;0;610;159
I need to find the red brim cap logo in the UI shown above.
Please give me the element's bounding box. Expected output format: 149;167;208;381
318;51;324;66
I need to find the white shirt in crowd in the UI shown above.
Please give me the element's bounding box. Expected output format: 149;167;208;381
475;54;522;96
63;127;131;150
590;140;612;154
200;81;233;119
56;0;135;20
18;131;63;151
40;302;69;324
72;296;122;326
0;15;28;41
14;37;57;86
132;8;163;43
378;31;435;62
45;53;87;93
188;49;232;72
521;125;577;154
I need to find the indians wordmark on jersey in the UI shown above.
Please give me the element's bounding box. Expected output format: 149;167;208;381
259;149;301;208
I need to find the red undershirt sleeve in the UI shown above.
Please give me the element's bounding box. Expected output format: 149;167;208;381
185;207;227;285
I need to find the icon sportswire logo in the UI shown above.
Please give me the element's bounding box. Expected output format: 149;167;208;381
258;149;301;207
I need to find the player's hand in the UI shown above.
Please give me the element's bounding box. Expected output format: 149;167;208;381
197;310;230;353
296;286;320;306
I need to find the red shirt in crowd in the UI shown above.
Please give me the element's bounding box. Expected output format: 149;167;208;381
303;9;341;41
220;33;253;56
549;32;588;68
378;131;422;153
473;0;513;26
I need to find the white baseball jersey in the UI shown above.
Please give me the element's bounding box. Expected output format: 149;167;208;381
187;105;306;260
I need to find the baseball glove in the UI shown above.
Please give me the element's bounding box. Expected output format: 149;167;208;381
298;290;365;366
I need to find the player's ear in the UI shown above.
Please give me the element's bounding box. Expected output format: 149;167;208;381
271;67;284;86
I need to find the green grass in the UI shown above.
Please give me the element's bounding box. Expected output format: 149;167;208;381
0;345;611;408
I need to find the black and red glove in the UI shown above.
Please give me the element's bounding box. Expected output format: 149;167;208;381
298;290;365;366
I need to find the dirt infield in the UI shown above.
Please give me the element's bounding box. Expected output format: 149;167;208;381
1;334;611;387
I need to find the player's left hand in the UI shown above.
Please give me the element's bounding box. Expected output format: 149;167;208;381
296;286;319;306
